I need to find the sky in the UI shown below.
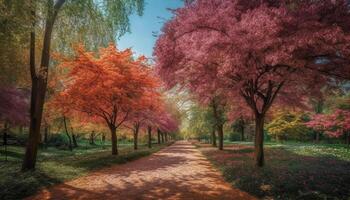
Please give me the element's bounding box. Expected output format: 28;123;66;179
117;0;183;58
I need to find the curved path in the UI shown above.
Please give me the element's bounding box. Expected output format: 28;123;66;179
28;141;256;200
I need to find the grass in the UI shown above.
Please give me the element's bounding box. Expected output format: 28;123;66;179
197;141;350;200
0;141;171;200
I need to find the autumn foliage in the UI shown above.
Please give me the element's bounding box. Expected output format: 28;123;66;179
155;0;350;166
52;44;177;155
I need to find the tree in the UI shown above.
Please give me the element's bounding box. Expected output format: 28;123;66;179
125;89;162;150
267;111;312;141
307;109;350;145
155;0;350;167
53;44;158;155
23;0;145;171
232;116;247;141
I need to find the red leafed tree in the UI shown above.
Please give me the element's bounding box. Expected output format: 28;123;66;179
55;44;158;155
154;0;350;166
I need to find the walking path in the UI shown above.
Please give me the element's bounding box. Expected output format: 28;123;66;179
28;141;256;200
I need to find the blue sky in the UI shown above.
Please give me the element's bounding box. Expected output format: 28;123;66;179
117;0;183;58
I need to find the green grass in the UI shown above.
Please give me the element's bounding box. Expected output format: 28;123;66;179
228;141;350;161
0;141;171;200
198;141;350;200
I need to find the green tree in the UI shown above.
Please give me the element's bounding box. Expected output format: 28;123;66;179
267;111;312;142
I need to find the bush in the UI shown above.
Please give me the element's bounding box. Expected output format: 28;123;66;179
46;134;69;147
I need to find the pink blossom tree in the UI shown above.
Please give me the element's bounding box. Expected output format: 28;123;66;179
154;0;350;166
307;109;350;145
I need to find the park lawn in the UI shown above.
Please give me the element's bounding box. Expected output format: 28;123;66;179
197;141;350;200
0;141;171;200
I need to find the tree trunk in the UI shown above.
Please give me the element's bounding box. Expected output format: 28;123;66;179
90;131;95;145
254;114;265;167
157;129;161;144
211;129;217;147
148;126;152;148
72;133;78;147
217;124;224;150
346;132;349;147
3;123;8;145
133;124;139;150
161;131;165;143
241;125;245;141
70;124;78;147
110;126;118;155
44;125;48;144
102;133;106;143
22;0;66;171
165;132;168;142
63;117;72;151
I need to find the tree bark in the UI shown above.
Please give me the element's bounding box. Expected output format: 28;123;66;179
165;132;168;142
157;129;161;144
90;131;95;145
148;126;152;148
161;131;165;143
44;125;48;147
133;124;139;150
3;123;8;145
63;116;72;151
70;124;78;147
255;114;265;167
211;129;217;147
72;133;78;147
217;124;224;150
22;0;66;171
109;126;118;155
241;123;245;141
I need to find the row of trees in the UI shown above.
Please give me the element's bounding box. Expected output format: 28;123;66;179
155;0;350;167
50;44;179;155
186;92;350;146
0;0;179;171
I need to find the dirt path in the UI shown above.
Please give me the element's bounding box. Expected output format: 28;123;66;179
28;141;256;200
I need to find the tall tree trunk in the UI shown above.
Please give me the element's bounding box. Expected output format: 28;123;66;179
161;131;165;143
346;132;349;147
109;125;118;155
217;124;224;150
133;124;139;150
255;114;265;167
22;0;66;171
63;116;72;151
211;128;217;147
157;129;161;144
148;126;152;148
